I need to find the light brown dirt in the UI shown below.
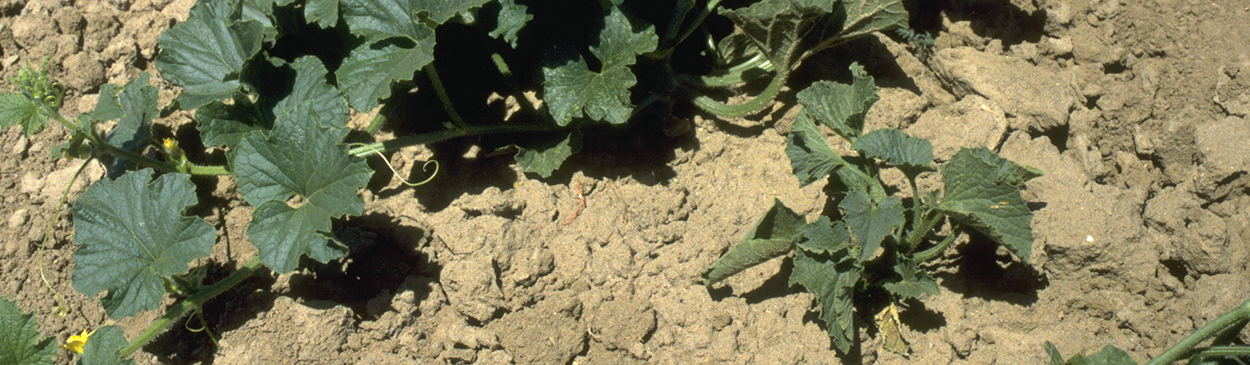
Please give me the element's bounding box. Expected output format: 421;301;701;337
3;0;1250;364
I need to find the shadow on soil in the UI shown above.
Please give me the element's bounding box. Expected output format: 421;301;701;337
140;214;436;364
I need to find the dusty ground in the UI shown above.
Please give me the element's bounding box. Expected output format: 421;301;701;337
3;0;1250;364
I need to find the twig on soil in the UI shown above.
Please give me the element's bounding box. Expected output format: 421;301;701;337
562;181;586;225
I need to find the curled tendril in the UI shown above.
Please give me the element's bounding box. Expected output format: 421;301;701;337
11;55;64;110
346;143;439;187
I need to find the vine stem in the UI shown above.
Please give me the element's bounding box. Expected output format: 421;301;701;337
1144;297;1250;365
117;257;264;357
39;104;230;176
36;157;92;318
346;123;561;157
690;69;788;118
425;64;466;129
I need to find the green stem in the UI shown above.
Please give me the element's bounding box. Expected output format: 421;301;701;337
1184;346;1250;362
117;257;265;358
913;229;957;262
662;0;696;45
672;0;724;48
904;209;945;250
42;104;231;175
690;69;788;118
425;65;466;129
1145;297;1250;365
696;54;775;88
346;123;561;157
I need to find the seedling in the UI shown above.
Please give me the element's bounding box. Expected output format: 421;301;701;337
702;63;1043;354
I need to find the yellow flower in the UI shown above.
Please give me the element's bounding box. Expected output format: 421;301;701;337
62;329;94;354
163;138;177;151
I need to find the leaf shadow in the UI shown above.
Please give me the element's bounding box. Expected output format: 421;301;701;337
138;214;435;364
929;231;1049;306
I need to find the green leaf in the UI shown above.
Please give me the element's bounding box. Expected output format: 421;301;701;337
196;97;271;149
79;326;135;365
938;147;1036;263
490;0;531;48
233;68;372;272
1043;342;1138;365
797;63;878;142
0;297;57;365
71;169;215;318
542;7;657;126
513;131;580;178
789;247;860;353
882;260;939;300
274;56;349;132
702;199;805;286
156;0;265;109
786;113;841;186
851;128;934;173
840;191;904;262
336;40;436;112
797;216;852;256
341;0;486;43
103;73;159;166
718;0;905;72
305;0;338;28
0;93;46;136
839;0;909;40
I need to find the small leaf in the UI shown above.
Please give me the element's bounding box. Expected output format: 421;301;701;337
874;303;909;355
305;0;338;28
156;0;265;109
702;199;805;286
542;7;657;126
789;246;860;353
196;97;272;149
489;0;531;48
786;113;841;186
336;40;435;112
0;93;46;136
797;216;852;256
513;131;579;178
797;63;878;142
1043;342;1138;365
71;169;215;318
0;297;57;365
78;326;135;365
938;147;1036;263
718;0;905;73
840;191;904;262
882;260;939;300
851;128;934;173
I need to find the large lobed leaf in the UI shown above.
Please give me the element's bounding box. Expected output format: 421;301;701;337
938;147;1039;263
337;0;490;111
789;246;860;353
156;0;265;110
71;169;216;318
702;199;806;286
233;57;371;273
0;297;57;365
542;7;657;126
